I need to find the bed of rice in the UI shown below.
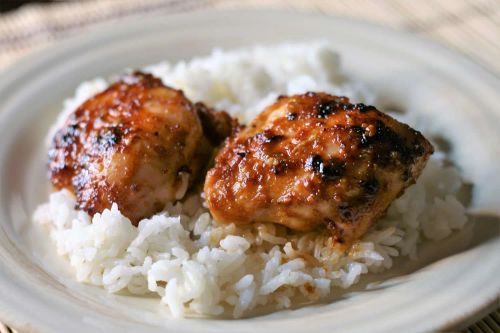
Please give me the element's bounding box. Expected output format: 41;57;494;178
34;42;468;318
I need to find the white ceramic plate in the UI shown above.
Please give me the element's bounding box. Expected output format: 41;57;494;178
0;10;498;333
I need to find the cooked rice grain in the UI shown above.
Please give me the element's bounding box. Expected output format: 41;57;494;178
34;42;468;318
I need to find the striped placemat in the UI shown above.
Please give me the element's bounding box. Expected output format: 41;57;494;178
1;0;499;74
464;309;500;333
0;0;498;332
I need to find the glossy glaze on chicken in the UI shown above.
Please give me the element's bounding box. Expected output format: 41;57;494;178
204;92;434;245
49;72;233;224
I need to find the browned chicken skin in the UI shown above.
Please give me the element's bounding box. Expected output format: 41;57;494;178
204;92;433;245
49;72;233;225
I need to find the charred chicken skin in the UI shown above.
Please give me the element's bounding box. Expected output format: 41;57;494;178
204;92;433;245
49;72;233;225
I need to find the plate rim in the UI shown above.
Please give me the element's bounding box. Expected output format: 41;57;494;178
0;8;498;333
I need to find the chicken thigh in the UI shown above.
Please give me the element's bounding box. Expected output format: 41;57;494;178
49;72;233;224
204;92;433;245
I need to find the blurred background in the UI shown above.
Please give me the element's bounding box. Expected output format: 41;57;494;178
0;0;499;74
0;1;499;333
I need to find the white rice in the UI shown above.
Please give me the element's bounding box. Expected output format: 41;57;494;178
34;42;468;318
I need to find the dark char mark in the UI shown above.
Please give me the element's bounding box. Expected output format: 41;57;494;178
178;165;192;174
272;160;288;175
338;202;353;221
362;178;379;195
373;120;415;166
305;155;344;181
315;100;339;118
96;126;122;150
351;126;370;147
255;132;284;144
355;103;376;113
61;123;79;145
305;155;323;172
341;103;355;111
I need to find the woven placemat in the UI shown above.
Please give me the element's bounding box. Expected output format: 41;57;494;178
1;0;499;74
0;0;499;332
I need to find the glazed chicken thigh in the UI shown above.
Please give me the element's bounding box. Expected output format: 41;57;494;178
204;93;433;245
49;72;232;225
